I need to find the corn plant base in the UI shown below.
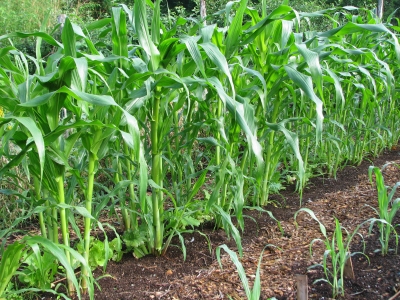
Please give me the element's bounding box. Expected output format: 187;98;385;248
76;148;400;299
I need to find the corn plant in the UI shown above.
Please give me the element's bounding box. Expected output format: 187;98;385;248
294;208;370;299
310;8;400;169
0;1;400;298
368;165;400;255
216;244;279;300
0;17;132;298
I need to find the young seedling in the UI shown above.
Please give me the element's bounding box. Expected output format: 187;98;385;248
368;165;400;255
294;208;369;299
216;244;280;300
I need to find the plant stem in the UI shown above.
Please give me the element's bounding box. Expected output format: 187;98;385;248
55;174;74;296
116;158;130;230
151;92;163;255
261;95;280;205
82;151;96;294
123;142;138;229
33;176;47;239
51;206;58;243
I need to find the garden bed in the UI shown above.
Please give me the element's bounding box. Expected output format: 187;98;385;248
55;147;400;300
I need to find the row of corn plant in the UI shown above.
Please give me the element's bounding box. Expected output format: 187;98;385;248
300;8;400;175
0;0;400;297
0;13;137;298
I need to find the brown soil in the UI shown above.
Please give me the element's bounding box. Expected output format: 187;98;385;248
60;148;400;299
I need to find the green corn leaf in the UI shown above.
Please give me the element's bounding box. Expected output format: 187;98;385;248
0;46;17;58
0;241;25;297
284;65;324;143
296;43;323;100
251;245;277;300
151;0;161;45
57;56;88;91
216;244;250;297
389;198;400;223
233;168;245;231
63;22;99;55
213;205;242;256
23;236;88;300
200;24;216;43
225;0;248;59
188;169;208;202
244;206;284;234
324;68;345;110
158;38;180;64
111;7;128;68
265;120;305;192
196;137;224;148
205;171;225;213
295;208;327;238
134;0;160;71
8;117;45;179
240;65;267;110
200;43;235;97
42;120;103;144
20;87;117;107
181;35;206;78
61;18;76;58
85;18;112;31
320;22;400;61
0;32;62;48
208;77;263;168
279;19;293;49
243;5;297;45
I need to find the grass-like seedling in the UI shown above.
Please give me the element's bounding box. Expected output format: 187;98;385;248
294;208;368;299
368;165;400;255
216;244;279;300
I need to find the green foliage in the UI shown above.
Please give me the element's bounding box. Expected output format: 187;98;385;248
63;0;134;24
385;1;400;20
0;242;25;299
216;244;279;300
18;248;58;290
0;0;400;297
294;208;369;298
77;237;122;268
122;226;150;259
0;0;60;35
368;165;400;255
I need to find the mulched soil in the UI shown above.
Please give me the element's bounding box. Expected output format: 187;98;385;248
55;148;400;299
